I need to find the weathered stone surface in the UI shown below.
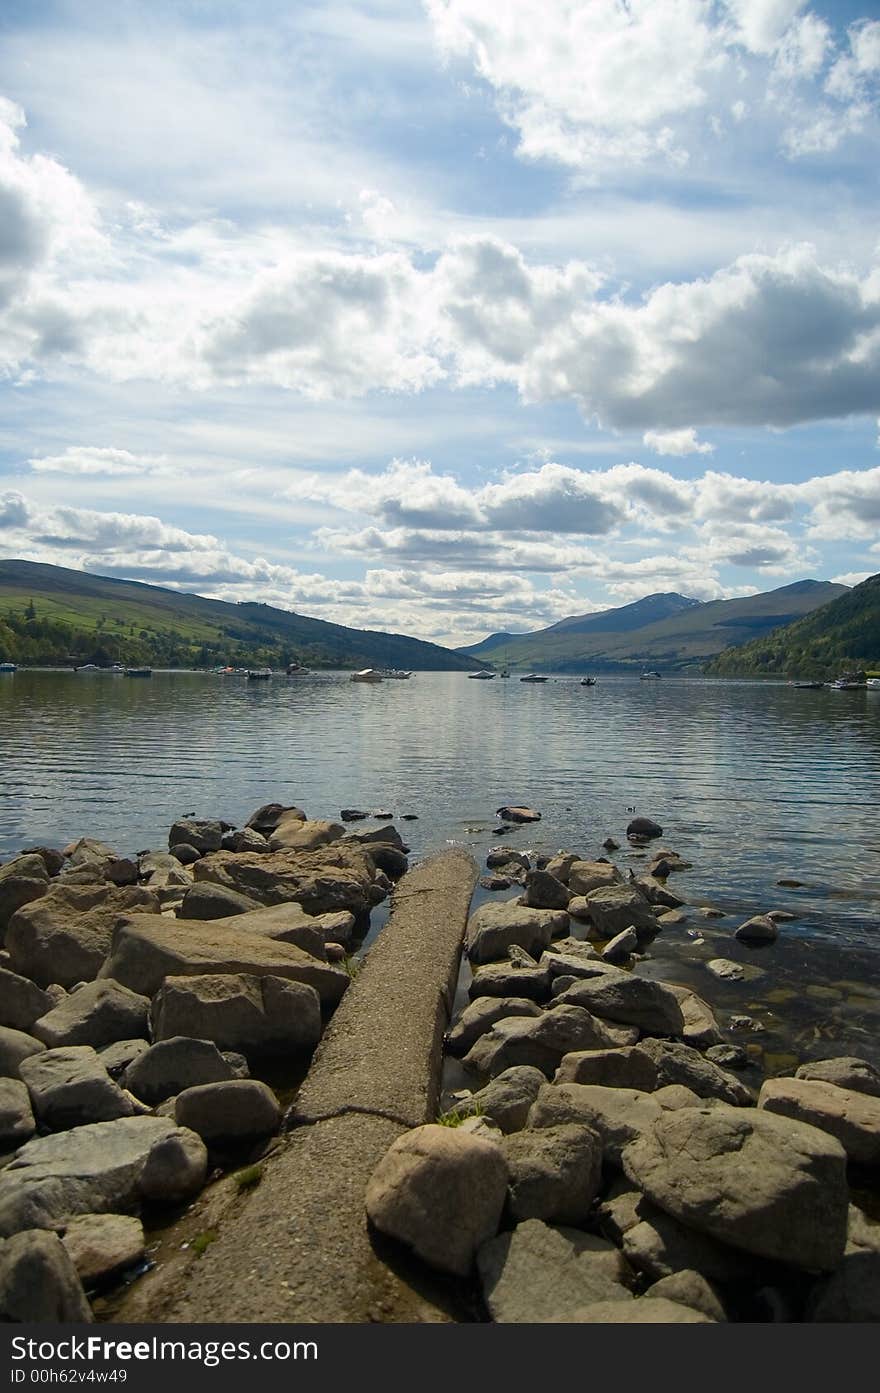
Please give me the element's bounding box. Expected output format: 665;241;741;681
463;1006;636;1078
602;927;638;961
0;1026;46;1079
0;1116;204;1235
19;1046;135;1130
0;1230;93;1321
580;885;661;943
168;819;224;855
151;973;322;1057
637;1038;753;1106
503;1124;602;1224
735;914;778;943
543;853;576;884
193;844;378;918
31;980;150;1050
462;1067;547;1134
0;968;55;1033
466;903;567;966
268;817;346;853
666;984;724;1048
365;1124;508;1277
495;806;541;824
122;1037;239;1105
554;1046;658;1093
174;1079;280;1142
567;861;623;896
633;875;685;910
100;914;349;1004
627;817;662;839
806;1250;880;1322
222;827;271;854
529;1083;663;1166
487;848;529;871
446;997;542;1057
6;884;161;988
98;1039;149;1079
705;1044;749;1069
554;974;685;1037
644;1270;727;1321
468;961;551;1002
654;1084;703;1110
706;958;745;981
539;949;610;984
178;883;261;920
557;1297;712;1323
758;1077;880;1166
477;1219;632;1322
62;1213;145;1287
521;870;571;911
796;1056;880;1098
137;1128;208;1204
596;1183;755;1283
0;1078;36;1148
245;803;305;836
622;1105;849;1271
0;854;50;936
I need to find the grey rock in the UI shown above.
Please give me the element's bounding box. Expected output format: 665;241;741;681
6;883;161;988
365;1124;508;1277
168;819;224;855
554;974;684;1037
554;1046;658;1092
174;1079;281;1142
487;848;530;871
97;1039;149;1080
653;1084;703;1110
122;1037;239;1105
466;903;567;966
579;885;661;944
633;875;685;909
637;1039;753;1105
192;843;378;918
245;802;305;836
626;817;662;838
137;1128;208;1204
468;961;551;1002
31;980;150;1050
521;870;571;911
0;968;54;1033
528;1083;663;1166
735;915;778;943
151;974;322;1058
20;1046;134;1130
222;827;270;854
477;1219;632;1322
567;860;623;896
61;1213;145;1287
602;927;638;961
0;1230;93;1322
0;1025;46;1080
0;1078;36;1148
706;1044;749;1069
268;817;346;853
706;958;744;981
446;997;542;1057
543;854;577;884
645;1270;727;1321
178;883;261;920
463;1006;637;1078
555;1297;713;1323
0;855;50;937
503;1124;602;1224
464;1067;547;1133
758;1077;880;1166
666;984;724;1048
795;1056;880;1098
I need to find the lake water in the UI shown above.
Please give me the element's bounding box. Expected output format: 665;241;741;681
2;668;879;1074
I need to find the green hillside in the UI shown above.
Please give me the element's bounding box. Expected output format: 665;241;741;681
0;560;481;671
458;580;848;673
704;572;880;679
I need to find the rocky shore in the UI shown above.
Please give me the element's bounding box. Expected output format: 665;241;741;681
0;804;878;1323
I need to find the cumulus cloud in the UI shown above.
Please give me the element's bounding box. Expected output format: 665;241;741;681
644;427;714;456
28;446;170;477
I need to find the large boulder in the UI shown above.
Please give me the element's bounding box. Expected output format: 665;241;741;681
459;1067;547;1134
0;1078;36;1148
666;984;724;1048
61;1213;145;1287
5;884;161;988
567;861;623;896
31;980;150;1050
468;961;551;1002
554;974;685;1036
0;854;50;938
245;803;306;837
622;1105;849;1271
795;1056;880;1098
528;1083;663;1167
168;819;224;855
208;902;333;958
268;817;346;852
446;997;542;1057
597;1185;754;1283
637;1038;753;1106
632;875;685;910
466;903;568;966
463;1006;637;1078
19;1046;135;1130
520;870;571;911
580;885;661;943
0;1115;207;1236
477;1219;632;1323
0;968;55;1033
365;1124;508;1277
503;1123;602;1224
192;844;379;918
174;1080;281;1143
178;884;261;920
554;1046;659;1093
758;1077;880;1166
99;914;349;1004
0;1026;46;1080
644;1270;727;1322
151;974;322;1057
0;1230;93;1322
122;1037;239;1106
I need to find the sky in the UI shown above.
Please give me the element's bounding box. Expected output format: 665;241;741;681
0;0;879;647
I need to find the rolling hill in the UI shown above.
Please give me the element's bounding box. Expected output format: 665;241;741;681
704;572;880;678
456;581;850;673
0;560;482;671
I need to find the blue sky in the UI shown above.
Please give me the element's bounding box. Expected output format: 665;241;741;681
1;0;879;644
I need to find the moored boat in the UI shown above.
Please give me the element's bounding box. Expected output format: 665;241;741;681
286;662;311;676
351;668;383;682
520;673;548;683
640;670;661;680
790;680;824;689
124;667;152;677
467;670;496;680
867;678;880;690
581;676;597;686
379;669;412;679
246;668;272;680
0;661;16;673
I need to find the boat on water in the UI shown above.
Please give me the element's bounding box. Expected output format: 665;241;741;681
867;678;880;690
468;670;496;680
351;668;383;682
379;669;412;679
286;662;311;676
74;663;99;672
246;668;272;681
790;680;824;689
124;667;152;678
829;678;864;689
640;671;662;680
581;676;597;686
520;673;548;683
0;661;16;672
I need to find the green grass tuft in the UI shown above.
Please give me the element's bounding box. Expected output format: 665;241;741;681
233;1163;264;1193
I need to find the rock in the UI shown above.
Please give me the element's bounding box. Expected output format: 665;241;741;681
215;902;329;958
481;875;512;891
349;825;408;851
19;1046;135;1130
758;1077;880;1166
603;837;620;851
622;1104;849;1271
193;843;378;918
122;1037;239;1105
487;848;529;871
137;1128;208;1204
633;875;685;910
706;1044;749;1069
466;903;567;966
463;1007;637;1078
245;803;305;837
99;914;349;1004
735;915;778;944
0;968;55;1033
637;1039;753;1105
557;1297;713;1323
495;806;541;823
0;1078;36;1148
580;885;661;944
170;844;201;866
62;1213;145;1287
658;908;686;925
553;974;684;1037
178;884;261;920
521;870;571;911
104;858;139;888
0;1026;46;1079
539;948;608;982
0;1116;206;1235
468;962;551;1002
446;997;542;1057
168;819;224;855
98;1039;149;1080
463;1067;547;1133
644;1270;727;1321
365;1124;508;1277
503;1124;602;1224
6;884;161;988
543;854;577;884
477;1219;632;1322
796;1057;880;1098
627;817;662;838
221;827;271;854
528;1083;663;1167
806;1250;880;1322
21;847;66;877
174;1079;280;1143
151;974;322;1057
269;817;346;853
360;843;408;880
597;1186;754;1283
706;958;744;981
665;984;724;1048
601;927;638;961
457;1116;502;1143
31;980;150;1050
506;945;538;968
0;1230;93;1321
653;1084;703;1110
554;1046;658;1092
567;861;623;896
340;809;369;822
0;855;50;937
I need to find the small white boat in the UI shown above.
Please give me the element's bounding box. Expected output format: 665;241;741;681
380;669;412;679
829;678;864;689
125;667;153;678
468;670;496;680
867;678;880;690
245;668;272;681
640;671;662;680
286;662;311;676
520;673;548;683
0;661;16;673
581;676;597;686
351;668;383;682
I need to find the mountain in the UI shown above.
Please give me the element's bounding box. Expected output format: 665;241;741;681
0;560;482;671
456;580;850;673
459;592;699;657
705;572;880;678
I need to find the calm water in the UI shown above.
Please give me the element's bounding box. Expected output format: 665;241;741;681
2;669;880;1071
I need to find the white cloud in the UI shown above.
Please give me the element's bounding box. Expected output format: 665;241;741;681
28;446;169;477
644;427;714;456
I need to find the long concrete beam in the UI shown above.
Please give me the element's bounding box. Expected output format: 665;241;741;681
152;847;478;1324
